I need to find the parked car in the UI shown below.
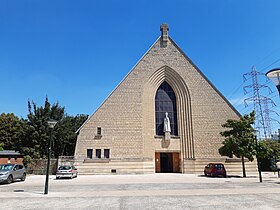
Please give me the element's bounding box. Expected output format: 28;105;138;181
56;165;78;179
0;164;26;184
204;163;227;177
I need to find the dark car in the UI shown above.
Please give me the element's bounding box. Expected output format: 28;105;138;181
56;165;78;179
204;163;226;177
0;164;27;184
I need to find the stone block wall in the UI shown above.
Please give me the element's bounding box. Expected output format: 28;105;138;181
74;25;250;175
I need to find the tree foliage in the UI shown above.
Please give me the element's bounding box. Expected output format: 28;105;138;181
0;97;88;160
53;114;88;157
23;97;65;158
219;111;256;177
0;113;26;151
259;139;280;171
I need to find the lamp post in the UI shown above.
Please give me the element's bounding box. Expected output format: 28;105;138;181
44;119;57;195
254;130;262;183
265;68;280;96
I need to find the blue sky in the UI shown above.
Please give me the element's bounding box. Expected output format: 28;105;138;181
1;0;280;134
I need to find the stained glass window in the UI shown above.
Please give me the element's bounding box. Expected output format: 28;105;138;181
155;82;178;136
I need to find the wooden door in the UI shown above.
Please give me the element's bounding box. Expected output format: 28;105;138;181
155;152;160;173
172;152;180;173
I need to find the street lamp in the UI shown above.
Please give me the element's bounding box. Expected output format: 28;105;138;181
44;119;57;195
254;130;262;183
266;68;280;96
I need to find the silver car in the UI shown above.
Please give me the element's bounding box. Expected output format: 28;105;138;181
56;165;78;179
0;164;26;184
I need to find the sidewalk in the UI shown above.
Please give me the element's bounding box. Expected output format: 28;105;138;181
1;173;280;209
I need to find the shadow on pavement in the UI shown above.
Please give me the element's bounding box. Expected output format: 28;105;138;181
198;175;242;178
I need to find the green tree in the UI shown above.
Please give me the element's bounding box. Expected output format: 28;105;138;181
219;111;256;177
53;114;88;157
24;97;88;159
0;113;26;151
256;140;272;159
0;97;88;159
259;139;280;171
24;97;65;158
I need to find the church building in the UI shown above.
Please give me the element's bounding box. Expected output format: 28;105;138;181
74;24;257;175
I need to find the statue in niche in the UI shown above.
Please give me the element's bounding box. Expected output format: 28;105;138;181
164;112;171;140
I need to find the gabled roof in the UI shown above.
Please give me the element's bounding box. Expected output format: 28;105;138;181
76;24;240;133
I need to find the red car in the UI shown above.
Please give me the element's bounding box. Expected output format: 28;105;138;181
204;163;227;177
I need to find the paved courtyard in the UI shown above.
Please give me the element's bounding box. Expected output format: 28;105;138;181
0;173;280;210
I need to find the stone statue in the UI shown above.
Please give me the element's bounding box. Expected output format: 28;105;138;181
164;112;171;140
164;112;171;133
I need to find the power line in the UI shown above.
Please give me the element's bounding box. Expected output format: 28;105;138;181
260;57;280;73
255;47;280;67
227;56;280;101
227;81;246;100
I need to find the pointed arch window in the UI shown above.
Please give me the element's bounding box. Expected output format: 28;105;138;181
155;82;178;136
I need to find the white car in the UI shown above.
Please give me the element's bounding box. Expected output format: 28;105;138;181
56;165;78;179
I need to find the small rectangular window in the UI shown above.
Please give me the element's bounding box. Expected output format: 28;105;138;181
87;149;93;159
97;127;102;135
96;149;101;158
104;149;110;158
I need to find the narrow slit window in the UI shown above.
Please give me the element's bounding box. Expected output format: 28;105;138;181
97;127;102;135
96;149;101;159
104;149;110;158
87;149;93;159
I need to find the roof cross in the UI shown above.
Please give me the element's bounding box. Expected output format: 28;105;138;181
160;23;169;42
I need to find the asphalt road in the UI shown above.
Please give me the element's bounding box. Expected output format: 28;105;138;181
0;173;280;210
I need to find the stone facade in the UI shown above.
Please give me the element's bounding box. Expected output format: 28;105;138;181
74;24;257;176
